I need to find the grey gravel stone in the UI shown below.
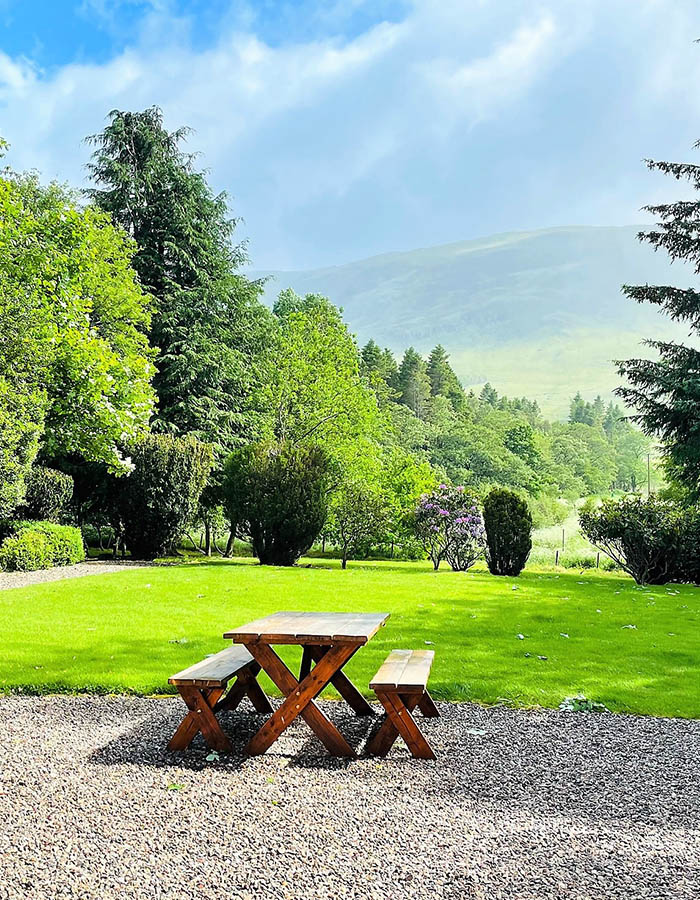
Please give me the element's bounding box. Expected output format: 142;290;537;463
0;695;698;899
0;560;149;592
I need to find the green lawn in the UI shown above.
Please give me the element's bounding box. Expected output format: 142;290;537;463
1;558;698;717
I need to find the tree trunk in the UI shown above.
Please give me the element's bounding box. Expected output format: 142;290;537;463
341;556;347;569
224;527;236;558
204;519;211;557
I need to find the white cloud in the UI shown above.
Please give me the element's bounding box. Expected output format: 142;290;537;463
1;0;699;267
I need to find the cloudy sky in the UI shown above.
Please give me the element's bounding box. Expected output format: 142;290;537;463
1;0;699;269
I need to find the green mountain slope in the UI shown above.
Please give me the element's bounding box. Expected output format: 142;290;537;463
254;225;690;418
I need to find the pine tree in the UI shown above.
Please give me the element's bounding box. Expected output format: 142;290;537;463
426;345;464;404
479;382;498;406
617;144;700;498
397;347;431;419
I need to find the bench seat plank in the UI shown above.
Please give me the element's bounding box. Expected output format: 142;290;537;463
370;649;434;692
169;645;254;688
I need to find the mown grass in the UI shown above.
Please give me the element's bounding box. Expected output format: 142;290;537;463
1;558;698;717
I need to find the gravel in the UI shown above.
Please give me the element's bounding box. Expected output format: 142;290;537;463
0;696;697;899
0;560;149;592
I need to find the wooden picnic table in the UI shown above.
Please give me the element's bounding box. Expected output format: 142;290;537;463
223;611;390;757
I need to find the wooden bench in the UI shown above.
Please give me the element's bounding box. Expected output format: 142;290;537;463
366;649;439;759
168;645;273;753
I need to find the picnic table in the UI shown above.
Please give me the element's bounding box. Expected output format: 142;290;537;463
223;611;390;757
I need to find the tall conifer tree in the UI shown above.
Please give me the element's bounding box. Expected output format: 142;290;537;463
617;144;700;497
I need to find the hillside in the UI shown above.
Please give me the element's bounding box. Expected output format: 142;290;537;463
253;225;690;418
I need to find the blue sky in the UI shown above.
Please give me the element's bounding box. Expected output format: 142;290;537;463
1;0;699;269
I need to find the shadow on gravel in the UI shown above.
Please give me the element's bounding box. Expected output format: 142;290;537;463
88;699;382;773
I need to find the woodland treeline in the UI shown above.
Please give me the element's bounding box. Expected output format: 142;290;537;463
0;107;650;564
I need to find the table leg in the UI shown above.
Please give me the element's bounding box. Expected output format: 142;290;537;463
245;642;358;757
309;645;373;716
299;645;313;681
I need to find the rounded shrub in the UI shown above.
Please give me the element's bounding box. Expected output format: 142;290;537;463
580;494;700;585
119;434;213;559
222;441;332;566
0;521;85;571
414;484;486;571
20;466;74;522
483;488;533;576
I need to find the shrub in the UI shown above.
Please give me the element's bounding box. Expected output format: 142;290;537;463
119;434;213;559
578;495;700;585
222;442;332;566
414;484;486;571
483;488;533;576
20;466;74;521
0;521;85;571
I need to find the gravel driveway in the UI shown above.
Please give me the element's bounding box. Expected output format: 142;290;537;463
0;696;697;900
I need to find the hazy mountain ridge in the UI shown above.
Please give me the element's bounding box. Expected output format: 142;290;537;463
253;225;690;417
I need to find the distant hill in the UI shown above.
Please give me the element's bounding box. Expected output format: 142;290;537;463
253;226;690;418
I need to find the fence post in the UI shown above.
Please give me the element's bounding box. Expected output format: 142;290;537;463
555;549;560;566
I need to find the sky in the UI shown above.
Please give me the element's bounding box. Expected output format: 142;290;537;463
1;0;699;270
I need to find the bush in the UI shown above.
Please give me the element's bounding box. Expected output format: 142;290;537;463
120;434;213;559
579;495;700;585
222;442;332;566
483;488;533;576
414;484;486;571
20;466;74;521
0;521;85;571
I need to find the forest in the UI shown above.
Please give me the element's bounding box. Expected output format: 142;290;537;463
0;108;651;568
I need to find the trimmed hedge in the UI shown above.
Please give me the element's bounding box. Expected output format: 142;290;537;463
0;521;85;571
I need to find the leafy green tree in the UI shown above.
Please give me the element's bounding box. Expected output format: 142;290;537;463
328;479;389;569
86;107;271;450
263;292;384;463
0;170;155;473
616;143;700;499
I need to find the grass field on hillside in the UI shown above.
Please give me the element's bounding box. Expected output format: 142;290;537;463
1;559;698;717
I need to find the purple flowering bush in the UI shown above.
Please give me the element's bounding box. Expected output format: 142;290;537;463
414;484;486;571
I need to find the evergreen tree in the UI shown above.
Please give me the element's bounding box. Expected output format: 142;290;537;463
85;107;271;452
617;144;700;498
426;345;463;404
479;382;498;406
397;348;431;419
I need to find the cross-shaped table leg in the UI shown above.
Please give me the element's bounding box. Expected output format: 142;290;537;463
244;642;361;757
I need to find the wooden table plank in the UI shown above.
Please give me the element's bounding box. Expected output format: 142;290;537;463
224;611;390;644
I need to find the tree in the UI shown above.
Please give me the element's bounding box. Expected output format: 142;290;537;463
616;143;700;499
427;345;463;404
479;383;498;406
398;347;431;418
328;479;389;569
0;170;155;473
263;292;384;463
85;107;271;451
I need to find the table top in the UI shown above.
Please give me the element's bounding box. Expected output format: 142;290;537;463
224;611;390;645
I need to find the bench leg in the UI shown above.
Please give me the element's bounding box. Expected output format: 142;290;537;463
418;690;440;718
367;691;436;760
214;663;274;716
168;686;232;753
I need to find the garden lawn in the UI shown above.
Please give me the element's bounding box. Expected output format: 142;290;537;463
0;559;698;717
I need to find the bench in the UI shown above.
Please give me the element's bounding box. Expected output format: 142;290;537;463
168;645;273;753
366;649;439;759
